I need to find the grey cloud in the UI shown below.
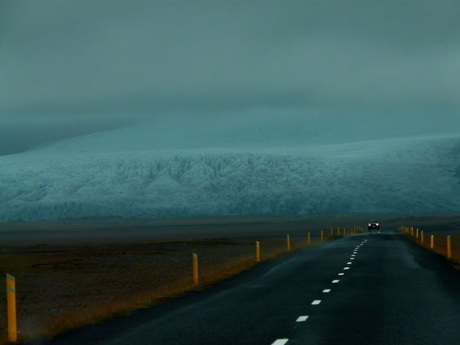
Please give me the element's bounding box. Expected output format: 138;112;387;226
0;0;459;156
1;0;460;115
0;113;133;155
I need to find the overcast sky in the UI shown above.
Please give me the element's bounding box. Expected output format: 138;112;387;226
1;0;459;155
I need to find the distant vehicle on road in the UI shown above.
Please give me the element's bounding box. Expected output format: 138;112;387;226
368;220;380;231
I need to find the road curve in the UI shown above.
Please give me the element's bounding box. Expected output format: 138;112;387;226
36;230;460;345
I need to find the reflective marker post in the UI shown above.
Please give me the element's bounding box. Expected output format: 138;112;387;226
430;235;434;249
192;254;199;285
7;274;17;343
447;236;452;259
255;241;260;262
286;235;291;252
307;232;311;246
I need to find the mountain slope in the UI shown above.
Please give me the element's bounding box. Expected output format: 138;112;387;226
1;133;459;221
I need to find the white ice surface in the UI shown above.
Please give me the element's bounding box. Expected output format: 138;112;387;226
1;130;459;221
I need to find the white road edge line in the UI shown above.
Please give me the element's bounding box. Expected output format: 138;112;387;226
338;273;345;276
332;280;340;283
344;267;350;270
311;300;322;305
323;289;331;293
271;339;289;345
347;262;352;264
296;316;309;322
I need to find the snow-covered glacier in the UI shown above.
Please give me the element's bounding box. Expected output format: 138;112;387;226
1;131;460;221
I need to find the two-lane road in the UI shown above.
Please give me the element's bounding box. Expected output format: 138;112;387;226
40;230;460;345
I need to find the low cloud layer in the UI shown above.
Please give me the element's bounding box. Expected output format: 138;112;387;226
1;1;459;154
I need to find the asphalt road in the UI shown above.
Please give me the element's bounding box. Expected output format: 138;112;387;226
37;230;460;345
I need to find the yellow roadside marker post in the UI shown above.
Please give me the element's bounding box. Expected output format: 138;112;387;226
330;227;333;237
7;274;17;343
420;231;424;244
286;235;291;252
430;235;434;249
255;241;260;262
192;253;199;285
447;236;452;259
307;232;311;245
337;227;340;236
321;230;324;240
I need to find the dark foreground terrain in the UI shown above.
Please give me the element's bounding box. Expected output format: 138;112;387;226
40;229;460;345
0;213;459;343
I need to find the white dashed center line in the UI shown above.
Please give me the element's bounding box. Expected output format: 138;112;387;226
271;240;369;345
296;316;309;322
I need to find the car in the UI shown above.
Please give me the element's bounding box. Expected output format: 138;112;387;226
368;220;380;231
